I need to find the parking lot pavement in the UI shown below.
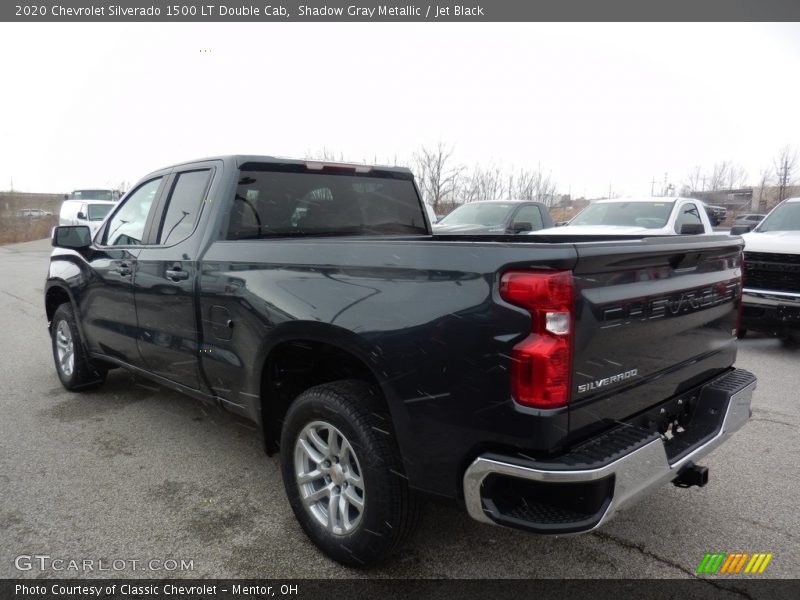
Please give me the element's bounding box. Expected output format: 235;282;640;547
1;238;798;580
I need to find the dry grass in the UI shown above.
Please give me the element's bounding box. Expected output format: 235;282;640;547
548;207;577;223
0;215;58;245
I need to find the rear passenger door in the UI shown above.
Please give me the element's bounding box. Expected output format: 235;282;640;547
134;163;216;390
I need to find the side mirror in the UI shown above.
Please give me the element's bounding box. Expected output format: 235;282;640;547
729;225;752;235
510;221;533;233
52;225;92;249
76;211;86;220
679;223;705;235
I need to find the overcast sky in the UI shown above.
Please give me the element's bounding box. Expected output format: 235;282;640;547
1;22;799;198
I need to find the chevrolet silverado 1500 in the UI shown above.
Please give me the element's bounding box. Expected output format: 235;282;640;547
45;156;756;566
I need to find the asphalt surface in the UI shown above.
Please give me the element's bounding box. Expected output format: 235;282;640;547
1;238;798;581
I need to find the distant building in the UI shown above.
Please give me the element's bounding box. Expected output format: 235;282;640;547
687;186;800;214
687;188;753;210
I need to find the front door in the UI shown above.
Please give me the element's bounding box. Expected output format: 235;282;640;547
80;176;166;364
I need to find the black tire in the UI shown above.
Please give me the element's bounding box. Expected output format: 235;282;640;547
280;379;421;568
50;303;107;391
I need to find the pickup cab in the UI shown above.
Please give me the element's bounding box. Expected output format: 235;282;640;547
533;197;714;236
432;200;553;234
45;156;755;566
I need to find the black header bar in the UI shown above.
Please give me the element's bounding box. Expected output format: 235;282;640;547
5;0;800;22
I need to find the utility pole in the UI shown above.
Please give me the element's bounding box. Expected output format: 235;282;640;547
651;178;657;196
663;172;668;197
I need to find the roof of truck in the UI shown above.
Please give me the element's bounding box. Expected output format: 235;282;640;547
162;155;414;175
590;197;682;203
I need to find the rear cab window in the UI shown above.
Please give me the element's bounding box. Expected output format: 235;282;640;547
87;204;113;221
225;164;427;240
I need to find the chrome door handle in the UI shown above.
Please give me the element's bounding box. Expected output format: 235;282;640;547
166;268;189;281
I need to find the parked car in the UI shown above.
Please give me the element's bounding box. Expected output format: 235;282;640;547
731;213;765;233
59;199;117;236
530;197;713;236
701;202;728;226
45;156;754;567
68;188;121;202
16;208;53;218
432;200;552;234
738;198;800;338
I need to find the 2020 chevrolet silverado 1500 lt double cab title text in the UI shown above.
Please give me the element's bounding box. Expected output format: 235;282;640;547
45;156;756;567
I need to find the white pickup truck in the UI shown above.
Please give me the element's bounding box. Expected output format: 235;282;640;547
739;197;800;338
534;197;714;236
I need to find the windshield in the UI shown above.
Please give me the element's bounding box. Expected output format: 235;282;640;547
72;190;114;201
438;203;515;226
87;204;113;221
756;202;800;232
571;201;675;229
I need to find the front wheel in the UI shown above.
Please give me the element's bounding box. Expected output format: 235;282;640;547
50;303;107;391
280;380;420;567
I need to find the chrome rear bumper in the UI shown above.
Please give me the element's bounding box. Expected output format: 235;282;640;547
463;369;756;534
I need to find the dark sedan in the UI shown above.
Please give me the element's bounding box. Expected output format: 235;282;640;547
432;200;552;235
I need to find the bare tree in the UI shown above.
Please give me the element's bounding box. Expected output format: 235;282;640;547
774;146;798;203
507;167;558;205
726;164;748;190
412;143;463;212
685;165;704;192
683;161;747;197
697;160;746;191
304;147;345;162
458;165;506;203
755;168;772;212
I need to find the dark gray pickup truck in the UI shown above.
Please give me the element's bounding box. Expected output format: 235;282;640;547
45;156;755;566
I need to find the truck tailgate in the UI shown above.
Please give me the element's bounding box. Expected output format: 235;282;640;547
568;236;743;438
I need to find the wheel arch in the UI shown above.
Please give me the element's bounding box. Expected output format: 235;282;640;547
45;281;74;324
255;323;389;455
44;280;94;356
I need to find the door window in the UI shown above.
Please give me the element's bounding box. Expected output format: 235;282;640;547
158;170;211;245
104;178;162;246
674;203;703;233
513;205;544;231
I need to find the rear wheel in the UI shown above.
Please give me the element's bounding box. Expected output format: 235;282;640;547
50;303;107;391
280;380;420;567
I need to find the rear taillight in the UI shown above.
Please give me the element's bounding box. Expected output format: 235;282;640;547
499;270;574;409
